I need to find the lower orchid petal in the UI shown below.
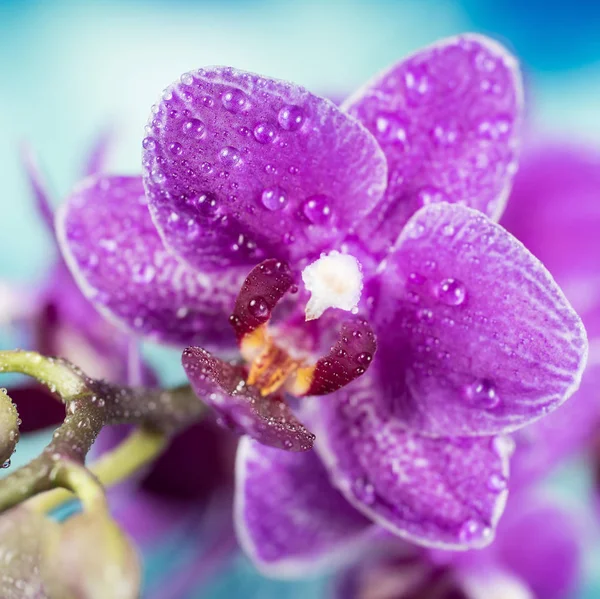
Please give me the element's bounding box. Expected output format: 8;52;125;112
308;382;511;550
234;437;372;577
56;175;242;348
369;203;587;436
182;347;314;451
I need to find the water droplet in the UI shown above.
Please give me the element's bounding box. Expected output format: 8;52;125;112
407;272;426;286
375;113;408;146
436;278;466;306
168;141;183;156
430;123;459;147
222;88;248;113
192;192;218;216
416;186;449;206
142;136;156;150
302;194;332;224
260;186;287;211
132;263;156;284
404;68;430;105
151;169;166;184
219;146;241;167
464;379;499;409
487;472;507;492
356;352;372;365
352;477;375;504
1;459;10;469
459;519;491;544
278;105;305;131
417;308;434;322
253;122;276;144
248;297;270;319
182;118;206;138
180;72;194;85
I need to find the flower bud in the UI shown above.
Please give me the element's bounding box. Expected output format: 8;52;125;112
0;388;19;466
0;507;59;599
42;512;140;599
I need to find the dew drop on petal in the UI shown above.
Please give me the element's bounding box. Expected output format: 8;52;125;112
375;113;408;146
278;104;305;131
219;146;241;167
248;296;270;319
487;472;507;492
253;122;276;144
464;379;499;409
192;192;218;216
260;186;287;211
436;278;466;306
352;477;375;505
459;519;491;544
222;88;248;113
168;142;183;156
182;118;206;138
416;186;448;206
302;194;332;224
142;136;156;150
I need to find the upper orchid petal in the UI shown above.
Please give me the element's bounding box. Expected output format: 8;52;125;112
308;384;511;550
234;437;372;577
367;203;587;436
56;175;241;348
182;347;314;451
501;144;600;334
142;67;387;271
343;34;523;258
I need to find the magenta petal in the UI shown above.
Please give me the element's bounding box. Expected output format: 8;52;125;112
344;34;523;258
143;67;387;271
511;352;600;489
56;175;241;348
309;386;511;549
235;437;371;576
369;203;587;436
502;144;600;335
182;347;314;451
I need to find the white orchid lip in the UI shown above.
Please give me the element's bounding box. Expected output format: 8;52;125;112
301;251;364;321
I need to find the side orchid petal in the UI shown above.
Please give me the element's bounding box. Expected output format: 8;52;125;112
56;175;241;348
344;34;523;258
182;347;314;451
309;384;512;550
235;437;372;577
143;67;387;271
368;203;587;436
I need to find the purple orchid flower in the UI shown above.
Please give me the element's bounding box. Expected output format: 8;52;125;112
56;33;587;555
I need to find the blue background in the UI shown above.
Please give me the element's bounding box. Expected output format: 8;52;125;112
2;0;600;596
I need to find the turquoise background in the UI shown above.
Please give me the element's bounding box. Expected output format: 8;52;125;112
2;0;600;596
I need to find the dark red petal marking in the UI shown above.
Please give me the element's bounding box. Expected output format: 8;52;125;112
182;346;314;451
230;259;294;343
293;317;377;396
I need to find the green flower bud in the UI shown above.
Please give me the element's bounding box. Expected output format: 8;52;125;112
0;388;19;466
0;506;59;599
42;512;141;599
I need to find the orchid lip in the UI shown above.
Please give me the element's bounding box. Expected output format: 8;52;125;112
230;258;377;398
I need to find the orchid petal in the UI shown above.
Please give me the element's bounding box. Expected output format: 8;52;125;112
344;34;523;258
143;67;387;271
235;437;371;577
368;203;587;436
56;175;241;348
502;144;600;334
309;385;511;549
182;347;314;451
